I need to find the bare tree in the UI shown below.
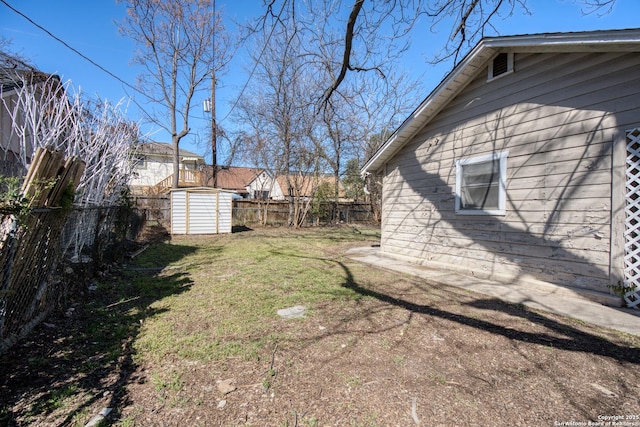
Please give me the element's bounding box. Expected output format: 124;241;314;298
1;68;140;261
581;0;618;15
234;1;426;224
0;38;33;71
258;0;619;105
234;8;324;227
118;0;233;188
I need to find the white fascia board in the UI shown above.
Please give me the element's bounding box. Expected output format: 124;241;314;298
361;41;493;175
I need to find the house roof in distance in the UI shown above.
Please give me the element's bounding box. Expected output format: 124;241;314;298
0;67;58;93
361;28;640;174
215;166;264;193
136;141;204;160
275;174;345;198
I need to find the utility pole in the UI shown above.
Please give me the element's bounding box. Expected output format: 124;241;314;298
211;69;217;188
210;0;217;188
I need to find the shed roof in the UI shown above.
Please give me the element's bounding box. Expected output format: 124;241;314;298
169;187;235;194
362;28;640;174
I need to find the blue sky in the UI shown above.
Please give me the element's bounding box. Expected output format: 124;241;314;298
1;0;639;162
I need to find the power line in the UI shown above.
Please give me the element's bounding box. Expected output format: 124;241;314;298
219;0;288;125
0;0;148;99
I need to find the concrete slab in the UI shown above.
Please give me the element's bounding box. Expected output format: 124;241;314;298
346;246;640;337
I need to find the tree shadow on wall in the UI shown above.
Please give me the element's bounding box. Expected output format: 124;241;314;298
387;107;620;293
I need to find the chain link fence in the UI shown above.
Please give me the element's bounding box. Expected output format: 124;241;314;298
0;205;142;354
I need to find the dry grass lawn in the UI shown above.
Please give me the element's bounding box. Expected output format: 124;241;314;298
1;226;639;426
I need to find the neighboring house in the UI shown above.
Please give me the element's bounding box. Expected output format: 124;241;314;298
362;29;640;305
0;68;59;177
130;141;206;194
273;174;345;201
213;166;280;199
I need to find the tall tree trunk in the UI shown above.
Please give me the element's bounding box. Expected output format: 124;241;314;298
287;178;295;227
172;135;180;189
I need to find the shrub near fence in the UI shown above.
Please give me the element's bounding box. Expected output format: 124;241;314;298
0;206;140;354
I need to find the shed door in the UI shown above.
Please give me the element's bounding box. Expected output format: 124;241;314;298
188;192;219;234
623;128;640;308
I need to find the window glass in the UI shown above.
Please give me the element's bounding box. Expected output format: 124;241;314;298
460;160;500;210
456;152;508;215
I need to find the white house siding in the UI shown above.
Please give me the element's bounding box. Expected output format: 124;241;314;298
381;51;640;293
130;155;201;188
247;171;280;199
130;157;172;187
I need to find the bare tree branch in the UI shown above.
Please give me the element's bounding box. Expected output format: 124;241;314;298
321;0;365;106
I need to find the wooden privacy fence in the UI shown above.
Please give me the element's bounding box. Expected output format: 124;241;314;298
134;196;376;228
233;200;374;226
21;147;85;208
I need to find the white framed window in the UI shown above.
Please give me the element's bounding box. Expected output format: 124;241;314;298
488;52;514;81
455;152;508;215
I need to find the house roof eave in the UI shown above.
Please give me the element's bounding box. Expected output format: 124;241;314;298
361;28;640;175
361;40;494;174
136;141;205;161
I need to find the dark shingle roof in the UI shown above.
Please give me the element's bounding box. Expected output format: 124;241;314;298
136;141;204;159
215;167;263;193
0;68;53;92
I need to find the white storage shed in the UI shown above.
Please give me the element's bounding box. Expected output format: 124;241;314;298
170;188;234;235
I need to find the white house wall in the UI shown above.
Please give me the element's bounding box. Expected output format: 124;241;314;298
268;175;285;200
130;156;199;187
247;171;277;198
381;51;640;293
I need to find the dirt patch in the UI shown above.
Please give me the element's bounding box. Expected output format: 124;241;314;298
1;227;639;426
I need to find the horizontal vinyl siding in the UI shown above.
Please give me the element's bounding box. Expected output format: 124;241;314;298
382;51;640;292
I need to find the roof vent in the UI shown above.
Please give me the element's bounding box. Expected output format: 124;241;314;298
488;52;514;81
